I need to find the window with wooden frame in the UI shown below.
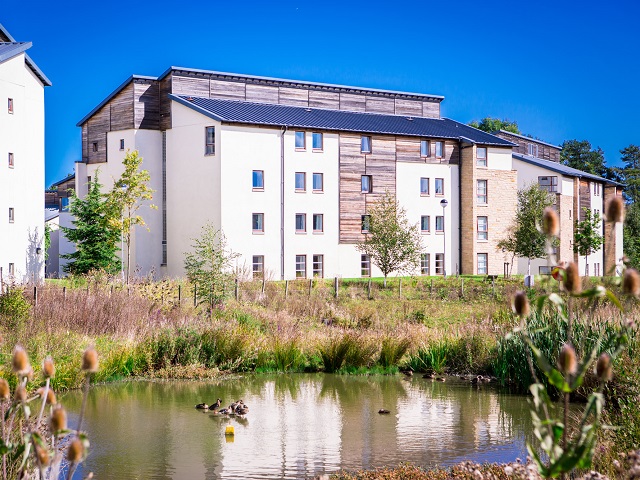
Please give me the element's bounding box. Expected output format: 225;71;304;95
312;173;323;192
435;253;444;275
252;170;264;190
477;253;488;275
476;147;487;167
295;213;306;233
435;216;444;232
420;177;429;195
252;213;264;233
296;255;307;278
295;131;306;149
361;175;372;193
528;143;538;157
295;172;306;192
252;255;264;278
361;215;371;233
312;255;324;278
205;126;215;155
312;132;323;151
361;136;372;154
477;216;488;241
435;141;444;158
420;215;430;233
538;176;558;193
8;152;14;168
421;254;430;275
312;214;323;233
435;178;444;195
420;140;430;157
361;255;371;277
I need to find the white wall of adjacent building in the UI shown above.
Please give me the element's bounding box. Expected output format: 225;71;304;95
577;180;604;277
0;52;45;284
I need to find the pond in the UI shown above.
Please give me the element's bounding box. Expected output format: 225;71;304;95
62;374;533;479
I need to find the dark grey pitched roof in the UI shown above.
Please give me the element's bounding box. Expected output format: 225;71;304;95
513;153;623;186
170;95;515;146
50;173;75;187
0;24;51;86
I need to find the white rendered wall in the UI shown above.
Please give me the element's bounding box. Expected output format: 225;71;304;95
577;181;604;276
487;147;512;171
0;53;45;283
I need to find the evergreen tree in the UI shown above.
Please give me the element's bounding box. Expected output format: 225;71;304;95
573;208;603;276
624;203;640;269
560;140;620;181
61;173;121;275
620;144;640;203
469;117;520;134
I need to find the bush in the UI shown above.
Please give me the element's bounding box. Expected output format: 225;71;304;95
0;288;31;332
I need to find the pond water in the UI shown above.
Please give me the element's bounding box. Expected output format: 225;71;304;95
62;374;533;479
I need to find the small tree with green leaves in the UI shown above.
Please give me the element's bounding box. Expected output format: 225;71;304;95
468;116;520;134
184;224;239;310
108;150;156;284
61;172;121;275
574;208;603;276
356;192;422;287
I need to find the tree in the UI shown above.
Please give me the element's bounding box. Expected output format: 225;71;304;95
107;150;156;284
573;208;603;276
498;183;556;275
624;203;640;269
496;227;518;277
356;192;423;287
61;172;121;275
468;117;520;134
560;140;620;182
620;144;640;203
184;224;239;310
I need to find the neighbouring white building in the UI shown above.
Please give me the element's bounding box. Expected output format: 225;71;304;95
67;67;623;280
0;23;50;285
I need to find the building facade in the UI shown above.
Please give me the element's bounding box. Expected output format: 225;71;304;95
0;23;50;285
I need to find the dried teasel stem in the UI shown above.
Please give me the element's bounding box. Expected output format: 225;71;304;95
623;268;640;297
66;437;84;480
77;347;98;434
512;291;530;317
542;207;560;237
606;195;624;224
596;353;613;382
558;344;578;376
564;262;581;296
11;346;30;377
36;377;51;428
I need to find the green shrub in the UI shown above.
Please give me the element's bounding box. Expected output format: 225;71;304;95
319;333;353;373
0;288;31;332
378;336;411;368
406;341;450;374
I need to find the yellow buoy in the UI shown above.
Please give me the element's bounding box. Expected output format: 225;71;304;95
225;426;234;436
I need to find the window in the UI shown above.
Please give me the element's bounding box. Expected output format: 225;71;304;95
295;213;306;233
361;175;372;193
8;152;14;168
435;141;444;158
593;182;601;196
92;142;98;153
361;215;370;233
295;131;306;149
435;216;444;232
361;136;372;154
205;126;215;155
8;208;14;223
435;178;444;195
296;255;307;278
421;254;430;275
119;139;125;151
361;254;371;277
477;216;488;241
252;255;264;278
420;215;430;233
594;262;601;276
313;214;323;233
539;266;552;275
528;143;538;157
8;98;13;114
477;147;487;167
420;177;429;195
538;176;558;193
435;253;444;275
313;255;324;278
8;263;14;277
312;132;323;150
252;213;264;233
477;253;488;275
61;197;70;212
162;240;167;266
312;173;323;192
87;176;92;185
477;180;487;204
295;172;306;192
420;140;430;157
253;170;264;190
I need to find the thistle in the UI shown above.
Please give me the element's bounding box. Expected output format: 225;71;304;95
66;438;84;463
13;384;26;404
49;405;67;433
37;387;57;405
0;378;10;400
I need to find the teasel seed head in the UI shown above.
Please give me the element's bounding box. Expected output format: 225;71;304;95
512;291;530;317
37;387;57;405
11;346;30;376
13;384;26;404
66;438;84;463
558;344;578;375
623;268;640;297
606;196;624;224
42;356;55;379
82;347;99;373
596;353;613;382
0;379;9;400
542;207;560;236
49;405;67;434
35;444;50;467
564;262;582;295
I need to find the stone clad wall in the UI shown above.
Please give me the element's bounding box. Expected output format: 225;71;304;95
557;194;574;264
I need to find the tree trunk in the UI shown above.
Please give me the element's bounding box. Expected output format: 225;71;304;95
383;275;387;288
585;254;588;277
126;231;131;285
527;257;531;276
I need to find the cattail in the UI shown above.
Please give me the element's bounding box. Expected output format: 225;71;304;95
35;444;50;467
512;291;530;317
82;347;99;373
37;387;57;405
14;384;26;403
564;262;581;294
623;268;640;297
596;353;613;382
0;379;9;400
12;346;30;376
558;344;578;375
606;196;624;223
42;356;55;379
49;405;67;433
542;207;560;236
66;438;84;463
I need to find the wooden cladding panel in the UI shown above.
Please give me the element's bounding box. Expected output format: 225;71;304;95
395;99;423;117
422;101;440;118
396;138;421;163
278;87;309;107
159;75;173;131
445;141;459;165
210;79;246;100
365;96;395;114
340;93;366;112
134;81;160;130
365;136;396;199
245;84;279;104
579;180;590;221
86;107;109;164
109;82;134;131
172;75;210;97
309;91;340;109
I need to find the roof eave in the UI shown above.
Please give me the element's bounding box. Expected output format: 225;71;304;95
497;129;561;149
24;53;51;86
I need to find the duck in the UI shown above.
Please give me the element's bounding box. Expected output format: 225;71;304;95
235;405;249;416
471;375;487;385
435;376;446;382
401;370;413;377
209;398;222;410
378;409;391;414
217;407;233;415
422;373;436;379
195;403;209;410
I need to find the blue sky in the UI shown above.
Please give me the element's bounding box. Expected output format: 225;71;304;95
3;0;639;187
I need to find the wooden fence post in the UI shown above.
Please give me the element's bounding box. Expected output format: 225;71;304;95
235;278;239;301
461;278;464;297
430;279;433;298
285;280;289;298
63;286;67;303
178;284;182;305
368;279;372;300
261;278;266;295
33;286;37;306
398;278;402;298
308;279;312;296
193;284;197;307
334;277;338;299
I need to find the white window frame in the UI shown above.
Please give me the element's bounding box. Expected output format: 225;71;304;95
8;207;14;223
295;131;306;149
205;126;215;155
477;179;488;204
252;255;264;278
528;143;538;157
253;170;264;190
420;177;429;196
8;152;14;168
435;178;444;195
477;253;488;275
435;253;444;275
361;254;371;277
7;98;13;114
421;253;430;275
477;216;488;241
295;172;306;192
435;215;444;232
295;213;307;233
296;255;307;278
312;173;323;192
312;214;323;233
420;215;430;233
435;141;444;158
252;213;264;233
312;254;324;278
476;147;487;167
420;140;430;157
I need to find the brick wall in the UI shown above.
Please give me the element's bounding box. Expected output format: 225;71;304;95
557;194;574;264
603;185;622;275
460;146;476;274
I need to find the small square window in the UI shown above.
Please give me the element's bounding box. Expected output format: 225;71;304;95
477;180;487;204
435;178;444;195
361;175;372;193
312;173;323;192
477;216;488;241
435;141;444;158
435;216;444;232
253;170;264;190
92;142;98;153
8;152;14;168
252;213;264;233
361;214;370;233
361;136;372;154
119;139;125;151
421;253;430;275
476;147;487;167
435;253;444;275
313;214;323;233
296;255;307;278
312;132;323;150
528;143;538;157
8;98;13;114
9;207;15;223
538;176;558;193
295;213;306;233
420;215;430;233
252;255;264;278
295;172;306;192
295;131;306;149
477;253;488;275
361;254;371;277
205;126;215;155
420;177;429;195
420;140;430;157
313;254;324;278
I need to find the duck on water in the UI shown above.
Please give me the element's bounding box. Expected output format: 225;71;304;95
196;399;249;416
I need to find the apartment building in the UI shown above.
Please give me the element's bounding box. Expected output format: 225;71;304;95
0;23;50;284
72;67;623;279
